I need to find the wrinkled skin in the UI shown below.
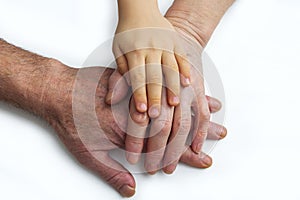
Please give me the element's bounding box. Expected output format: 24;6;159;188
0;0;234;197
50;65;226;197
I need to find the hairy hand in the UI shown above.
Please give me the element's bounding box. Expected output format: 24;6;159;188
45;64;226;197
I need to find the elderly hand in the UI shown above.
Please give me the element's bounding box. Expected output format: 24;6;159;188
49;64;226;196
0;37;226;198
107;58;220;174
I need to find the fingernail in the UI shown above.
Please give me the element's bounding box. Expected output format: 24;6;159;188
119;185;136;197
126;153;139;164
203;155;212;166
212;99;222;111
138;103;147;112
148;105;160;118
172;96;180;105
164;164;177;174
219;127;227;139
185;78;191;85
148;170;158;175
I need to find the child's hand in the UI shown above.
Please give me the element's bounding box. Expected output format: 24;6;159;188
111;1;191;118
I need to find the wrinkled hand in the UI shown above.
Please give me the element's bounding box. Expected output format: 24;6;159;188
48;65;226;197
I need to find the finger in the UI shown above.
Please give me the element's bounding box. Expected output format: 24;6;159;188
207;121;227;140
175;54;191;86
162;51;180;106
75;151;135;197
205;95;226;139
179;147;212;168
127;51;147;112
116;55;131;86
116;55;129;75
163;99;192;174
125;98;149;164
106;70;129;105
145;87;174;174
146;52;163;118
206;95;222;113
191;95;210;154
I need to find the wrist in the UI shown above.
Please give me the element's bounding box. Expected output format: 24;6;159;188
41;59;77;124
0;39;77;128
165;0;235;47
165;6;214;47
117;0;161;22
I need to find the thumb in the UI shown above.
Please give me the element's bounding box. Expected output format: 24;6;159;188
106;70;129;105
75;150;136;197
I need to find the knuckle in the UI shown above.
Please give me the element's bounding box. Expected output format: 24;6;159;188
116;58;127;67
189;152;200;163
146;149;164;161
128;139;143;146
149;39;157;48
200;110;210;121
155;119;172;136
127;139;144;151
149;96;161;104
167;63;179;71
148;73;162;84
175;117;190;131
131;111;149;124
131;49;144;57
195;132;207;140
146;47;157;53
112;43;120;54
160;125;172;137
117;66;127;75
106;171;123;185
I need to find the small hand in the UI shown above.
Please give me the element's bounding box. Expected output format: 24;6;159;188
111;9;191;118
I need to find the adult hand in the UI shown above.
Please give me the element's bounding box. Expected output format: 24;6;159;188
40;63;226;196
0;38;225;197
106;65;225;174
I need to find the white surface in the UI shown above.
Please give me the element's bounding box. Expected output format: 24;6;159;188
1;0;300;199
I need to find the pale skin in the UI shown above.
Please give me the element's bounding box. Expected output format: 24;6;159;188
114;0;191;117
108;0;235;168
0;0;234;197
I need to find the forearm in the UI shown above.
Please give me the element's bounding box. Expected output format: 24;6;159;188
166;0;235;46
0;39;74;121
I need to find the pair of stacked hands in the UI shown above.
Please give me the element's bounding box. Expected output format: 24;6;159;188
0;0;234;197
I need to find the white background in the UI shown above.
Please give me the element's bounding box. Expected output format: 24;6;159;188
1;0;300;199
